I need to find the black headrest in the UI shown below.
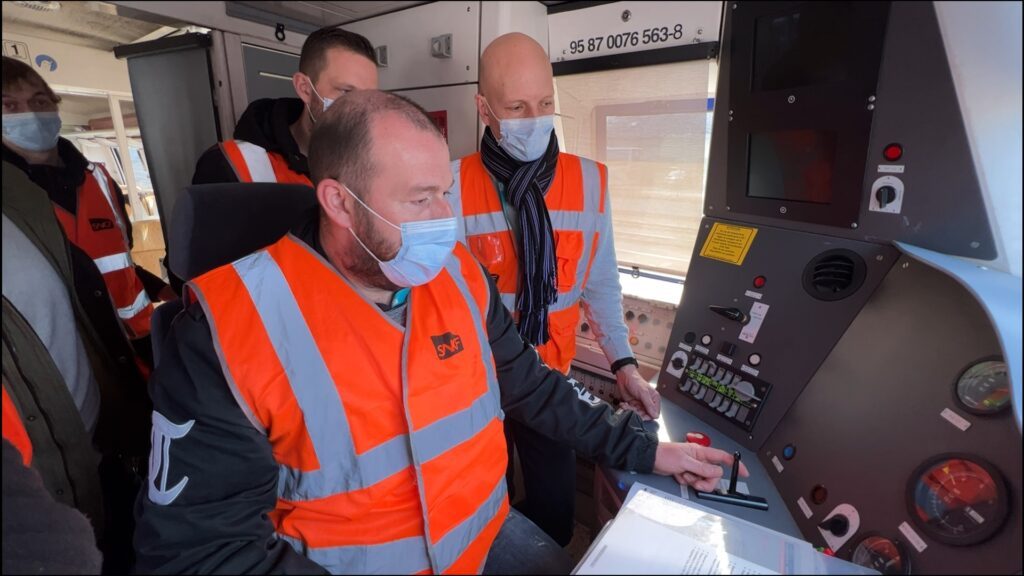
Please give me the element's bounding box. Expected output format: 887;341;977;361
168;183;317;281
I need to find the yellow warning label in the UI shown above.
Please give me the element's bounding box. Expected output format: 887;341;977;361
699;222;758;266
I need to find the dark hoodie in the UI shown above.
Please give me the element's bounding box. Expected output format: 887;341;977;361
191;98;310;185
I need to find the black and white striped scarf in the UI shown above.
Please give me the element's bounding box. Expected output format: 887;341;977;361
480;126;560;346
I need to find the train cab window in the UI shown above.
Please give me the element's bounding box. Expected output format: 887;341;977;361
554;59;716;304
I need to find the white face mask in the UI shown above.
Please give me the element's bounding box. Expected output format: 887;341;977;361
484;98;555;162
2;111;61;152
344;184;457;287
306;79;335;124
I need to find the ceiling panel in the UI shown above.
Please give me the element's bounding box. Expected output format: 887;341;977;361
1;1;170;51
229;1;427;30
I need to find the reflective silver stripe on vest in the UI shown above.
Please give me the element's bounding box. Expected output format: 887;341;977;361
118;288;152;319
579;156;602;214
434;478;508;573
236;141;277;182
399;295;439;572
232;250;413;501
277;533;431;575
464;211;508;237
88;164;130;248
93;252;132;274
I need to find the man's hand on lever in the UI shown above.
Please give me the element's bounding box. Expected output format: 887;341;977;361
615;364;661;420
652;443;750;492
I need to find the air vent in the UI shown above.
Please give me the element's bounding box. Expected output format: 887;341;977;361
802;249;866;301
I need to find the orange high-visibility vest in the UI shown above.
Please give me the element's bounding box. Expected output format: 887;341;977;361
220;140;313;185
190;236;508;575
52;163;153;341
452;152;607;374
2;385;33;466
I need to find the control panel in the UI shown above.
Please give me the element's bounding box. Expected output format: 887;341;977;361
576;294;676;379
657;218;897;449
665;347;772;432
759;256;1021;574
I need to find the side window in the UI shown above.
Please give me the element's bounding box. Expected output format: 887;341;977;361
554;60;717;303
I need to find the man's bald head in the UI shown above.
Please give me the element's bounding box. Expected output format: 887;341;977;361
476;33;555;137
480;33;553;97
309;89;441;191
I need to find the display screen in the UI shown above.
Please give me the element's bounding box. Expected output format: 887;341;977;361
753;8;853;91
747;130;836;204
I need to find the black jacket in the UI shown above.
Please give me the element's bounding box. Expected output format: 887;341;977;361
191;98;309;185
2;440;103;575
133;214;658;574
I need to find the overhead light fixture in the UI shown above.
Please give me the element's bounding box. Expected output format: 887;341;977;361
13;1;62;11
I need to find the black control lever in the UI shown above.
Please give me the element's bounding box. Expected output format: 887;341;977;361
709;305;749;324
694;451;769;511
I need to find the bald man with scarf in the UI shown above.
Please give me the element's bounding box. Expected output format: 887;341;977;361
448;33;661;547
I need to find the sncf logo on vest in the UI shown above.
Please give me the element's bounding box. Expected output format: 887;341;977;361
431;332;465;360
89;218;115;231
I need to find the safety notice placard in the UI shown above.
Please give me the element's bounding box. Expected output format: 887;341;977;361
699;222;758;265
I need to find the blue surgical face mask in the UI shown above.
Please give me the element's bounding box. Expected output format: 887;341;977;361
307;80;335;124
344;184;457;287
2;111;61;152
485;99;554;162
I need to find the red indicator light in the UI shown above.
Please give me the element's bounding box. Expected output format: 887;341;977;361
883;143;903;162
753;276;767;289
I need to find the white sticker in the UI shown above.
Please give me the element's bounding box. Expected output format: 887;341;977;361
695;345;710;355
740;364;760;377
744;290;763;300
717;479;749;494
739;302;770;344
940;408;971;431
797;497;813;519
899;521;928;553
716;354;734;365
680;343;693;352
878;164;905;173
771;455;784;473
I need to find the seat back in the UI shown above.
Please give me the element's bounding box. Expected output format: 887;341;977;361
151;183;316;365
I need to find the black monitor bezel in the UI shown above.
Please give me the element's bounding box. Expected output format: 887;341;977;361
724;1;891;228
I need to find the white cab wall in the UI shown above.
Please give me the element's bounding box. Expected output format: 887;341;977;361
343;1;549;160
0;31;132;94
547;1;721;63
935;1;1023;278
480;1;549;56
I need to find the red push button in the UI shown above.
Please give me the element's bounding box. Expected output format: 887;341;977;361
883;143;903;162
753;275;767;289
686;432;712;447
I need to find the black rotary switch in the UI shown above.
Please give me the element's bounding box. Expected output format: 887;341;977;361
709;305;749;324
876;186;897;208
819;515;850;537
671;357;685;370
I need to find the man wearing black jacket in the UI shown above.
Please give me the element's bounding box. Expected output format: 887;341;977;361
134;90;744;574
191;26;378;186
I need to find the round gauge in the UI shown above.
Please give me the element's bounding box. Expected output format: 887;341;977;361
955;359;1010;415
907;455;1009;546
850;535;910;575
